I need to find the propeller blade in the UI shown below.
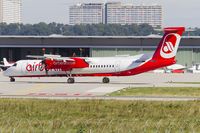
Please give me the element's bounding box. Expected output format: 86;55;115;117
40;60;48;75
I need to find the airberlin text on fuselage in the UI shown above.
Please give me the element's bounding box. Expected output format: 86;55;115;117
26;62;62;72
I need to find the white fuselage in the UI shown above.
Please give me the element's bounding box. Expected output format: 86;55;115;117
2;27;185;80
3;53;153;77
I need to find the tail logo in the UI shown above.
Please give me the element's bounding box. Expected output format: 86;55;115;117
160;33;181;59
163;42;174;53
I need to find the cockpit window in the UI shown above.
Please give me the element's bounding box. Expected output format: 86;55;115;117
13;63;17;67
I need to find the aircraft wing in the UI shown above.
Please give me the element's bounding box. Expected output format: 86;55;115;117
26;54;61;59
50;57;75;62
26;55;47;59
27;55;75;62
166;64;186;70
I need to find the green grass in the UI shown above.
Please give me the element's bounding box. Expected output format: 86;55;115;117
0;99;199;132
109;87;200;97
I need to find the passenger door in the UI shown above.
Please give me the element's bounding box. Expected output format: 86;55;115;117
115;60;121;73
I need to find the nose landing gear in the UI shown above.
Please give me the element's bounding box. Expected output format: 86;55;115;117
67;78;75;84
102;77;110;83
66;71;75;84
10;77;15;82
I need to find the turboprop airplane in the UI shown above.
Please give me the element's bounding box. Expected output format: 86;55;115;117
0;27;185;83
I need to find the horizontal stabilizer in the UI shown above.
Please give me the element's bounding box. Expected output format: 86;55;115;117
0;58;15;71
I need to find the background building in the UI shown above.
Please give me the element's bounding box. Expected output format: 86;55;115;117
0;36;199;67
69;2;162;28
0;0;21;24
69;3;104;25
105;2;162;28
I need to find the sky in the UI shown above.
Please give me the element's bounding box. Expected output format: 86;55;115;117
22;0;200;28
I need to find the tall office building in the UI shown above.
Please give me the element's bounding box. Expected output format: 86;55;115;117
69;3;104;25
105;2;162;28
0;0;22;24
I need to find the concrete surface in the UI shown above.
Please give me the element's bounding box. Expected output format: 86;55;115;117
0;72;200;100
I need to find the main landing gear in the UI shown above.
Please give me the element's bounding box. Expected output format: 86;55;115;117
10;77;15;82
102;77;110;83
67;77;75;84
66;77;110;84
66;71;75;84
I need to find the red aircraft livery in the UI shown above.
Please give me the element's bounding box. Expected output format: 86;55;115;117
0;27;185;83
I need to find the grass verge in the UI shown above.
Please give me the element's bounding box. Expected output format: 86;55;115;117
0;99;199;132
109;87;200;97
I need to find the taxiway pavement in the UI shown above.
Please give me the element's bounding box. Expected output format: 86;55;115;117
0;72;200;100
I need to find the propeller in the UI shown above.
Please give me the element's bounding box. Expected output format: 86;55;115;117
41;60;49;75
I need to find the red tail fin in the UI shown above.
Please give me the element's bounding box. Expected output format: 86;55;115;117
152;27;185;60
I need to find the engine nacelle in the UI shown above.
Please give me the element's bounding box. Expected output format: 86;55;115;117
44;57;89;71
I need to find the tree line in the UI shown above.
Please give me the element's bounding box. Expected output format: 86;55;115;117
0;22;199;36
0;23;156;36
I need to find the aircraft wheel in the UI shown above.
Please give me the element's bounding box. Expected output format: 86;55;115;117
102;77;110;83
67;78;75;84
10;77;15;82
